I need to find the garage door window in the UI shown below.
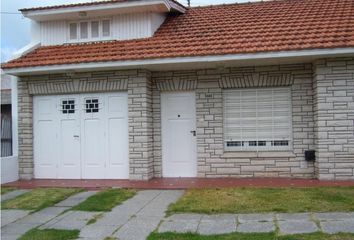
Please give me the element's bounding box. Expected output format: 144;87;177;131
223;87;292;151
85;98;99;113
62;99;75;114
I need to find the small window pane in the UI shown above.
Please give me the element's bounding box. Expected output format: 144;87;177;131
80;22;88;39
91;21;99;38
86;99;99;113
69;23;77;40
102;20;110;37
62;99;75;114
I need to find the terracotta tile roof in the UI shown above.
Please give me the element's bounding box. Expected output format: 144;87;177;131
4;0;354;69
20;0;186;12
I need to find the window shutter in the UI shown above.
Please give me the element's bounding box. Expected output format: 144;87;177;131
224;87;292;151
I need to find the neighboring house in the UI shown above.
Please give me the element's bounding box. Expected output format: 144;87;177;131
1;72;19;183
2;0;354;181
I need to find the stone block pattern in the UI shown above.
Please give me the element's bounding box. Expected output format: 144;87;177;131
152;64;315;178
313;58;354;180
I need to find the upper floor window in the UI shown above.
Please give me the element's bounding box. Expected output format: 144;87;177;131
69;19;111;42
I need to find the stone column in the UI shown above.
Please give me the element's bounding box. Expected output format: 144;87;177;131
17;78;34;179
313;58;354;180
128;70;154;180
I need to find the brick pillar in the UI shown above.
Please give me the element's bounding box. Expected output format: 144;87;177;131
17;78;34;179
128;70;154;180
313;58;354;180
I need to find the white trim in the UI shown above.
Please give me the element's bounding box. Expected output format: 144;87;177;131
8;42;41;61
22;0;185;19
4;48;354;76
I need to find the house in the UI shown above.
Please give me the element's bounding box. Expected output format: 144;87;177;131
1;71;19;183
2;0;354;181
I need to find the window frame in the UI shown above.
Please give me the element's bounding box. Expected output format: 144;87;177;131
67;18;112;43
223;87;293;152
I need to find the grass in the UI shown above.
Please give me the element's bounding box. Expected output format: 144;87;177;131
72;188;136;212
1;188;82;212
167;187;354;214
148;232;354;240
87;213;104;225
19;229;79;240
1;187;17;195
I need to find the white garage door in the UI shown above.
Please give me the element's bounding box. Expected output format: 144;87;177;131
33;92;129;179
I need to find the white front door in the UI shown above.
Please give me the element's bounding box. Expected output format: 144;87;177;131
161;92;197;177
33;92;128;179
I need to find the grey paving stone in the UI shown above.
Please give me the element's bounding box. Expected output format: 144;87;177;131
1;234;23;240
315;212;354;221
1;209;31;227
276;213;312;221
237;221;275;233
321;220;354;234
1;222;38;235
79;224;117;239
167;214;203;221
278;220;319;234
158;219;200;233
238;213;274;223
114;216;161;240
41;211;99;230
198;215;236;235
16;207;69;225
1;189;29;202
55;191;97;207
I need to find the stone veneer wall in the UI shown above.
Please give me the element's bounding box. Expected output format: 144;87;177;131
152;64;316;178
313;58;354;180
17;70;154;180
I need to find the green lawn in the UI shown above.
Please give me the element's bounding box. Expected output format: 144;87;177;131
72;188;136;212
148;232;354;240
1;188;82;212
1;187;17;195
19;229;79;240
168;187;354;214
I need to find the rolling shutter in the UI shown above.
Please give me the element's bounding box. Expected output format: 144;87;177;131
223;87;292;151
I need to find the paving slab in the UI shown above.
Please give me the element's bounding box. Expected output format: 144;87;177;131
1;222;38;235
237;221;275;233
314;212;354;221
278;220;319;234
1;209;31;227
1;189;29;202
55;191;97;207
16;207;69;225
79;224;118;239
113;216;161;240
238;213;274;223
41;211;100;230
321;220;354;234
197;214;236;235
276;213;312;221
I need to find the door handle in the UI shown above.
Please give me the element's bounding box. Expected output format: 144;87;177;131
73;135;79;138
190;130;196;136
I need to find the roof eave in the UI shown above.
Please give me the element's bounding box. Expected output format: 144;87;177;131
3;48;354;76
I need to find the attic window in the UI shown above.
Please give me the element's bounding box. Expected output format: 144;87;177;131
68;19;111;42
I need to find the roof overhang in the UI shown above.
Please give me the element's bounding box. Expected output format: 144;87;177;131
4;48;354;76
21;0;185;21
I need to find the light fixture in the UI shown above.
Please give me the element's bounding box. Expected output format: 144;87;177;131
78;11;87;17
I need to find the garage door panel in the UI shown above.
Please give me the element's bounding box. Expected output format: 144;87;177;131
58;119;81;179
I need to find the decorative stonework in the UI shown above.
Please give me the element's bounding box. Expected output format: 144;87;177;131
28;78;128;95
155;78;197;91
219;73;294;88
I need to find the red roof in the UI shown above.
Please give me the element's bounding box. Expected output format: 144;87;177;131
4;0;354;69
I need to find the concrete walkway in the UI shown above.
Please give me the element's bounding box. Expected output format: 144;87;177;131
1;190;29;202
75;190;184;240
1;191;97;240
158;212;354;235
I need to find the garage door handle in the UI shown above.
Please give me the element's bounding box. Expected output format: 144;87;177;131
73;135;79;138
190;130;196;136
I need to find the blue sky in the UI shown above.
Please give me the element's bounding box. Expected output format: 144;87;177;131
1;0;255;62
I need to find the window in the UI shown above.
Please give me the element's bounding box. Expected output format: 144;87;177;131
85;99;99;113
91;21;99;38
68;19;111;42
102;20;110;37
80;22;89;39
62;99;75;114
223;87;292;151
69;23;78;40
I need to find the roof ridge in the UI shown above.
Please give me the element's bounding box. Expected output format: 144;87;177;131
188;0;316;9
